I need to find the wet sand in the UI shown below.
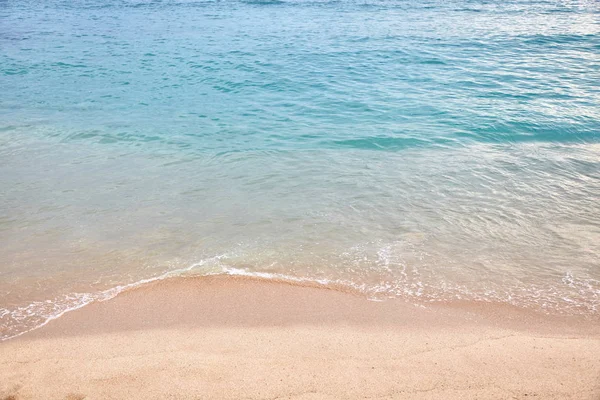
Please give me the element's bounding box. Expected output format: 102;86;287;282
1;276;599;400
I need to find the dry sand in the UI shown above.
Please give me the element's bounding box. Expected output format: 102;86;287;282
1;276;599;400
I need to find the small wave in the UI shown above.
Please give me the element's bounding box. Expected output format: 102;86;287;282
522;33;599;47
2;258;599;341
0;261;394;341
326;136;432;151
241;0;286;5
0;255;229;341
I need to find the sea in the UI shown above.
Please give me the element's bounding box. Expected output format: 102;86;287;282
1;0;599;340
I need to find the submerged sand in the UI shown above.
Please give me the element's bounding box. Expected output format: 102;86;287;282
1;276;599;400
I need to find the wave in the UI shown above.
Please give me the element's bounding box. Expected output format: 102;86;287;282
0;255;228;341
1;255;397;341
2;254;599;341
240;0;287;5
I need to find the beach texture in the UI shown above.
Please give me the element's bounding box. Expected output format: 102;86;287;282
1;276;599;400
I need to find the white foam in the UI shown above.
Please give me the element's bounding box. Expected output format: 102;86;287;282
2;259;599;341
0;254;229;341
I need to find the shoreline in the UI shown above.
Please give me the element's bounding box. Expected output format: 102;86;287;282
4;269;598;342
1;276;599;399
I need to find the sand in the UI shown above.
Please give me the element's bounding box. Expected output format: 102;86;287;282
1;276;599;400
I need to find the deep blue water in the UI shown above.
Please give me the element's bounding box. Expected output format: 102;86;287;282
1;0;599;339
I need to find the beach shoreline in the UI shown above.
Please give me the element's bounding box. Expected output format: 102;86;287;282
1;275;599;399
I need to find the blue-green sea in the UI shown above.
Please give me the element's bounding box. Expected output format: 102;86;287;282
1;0;599;339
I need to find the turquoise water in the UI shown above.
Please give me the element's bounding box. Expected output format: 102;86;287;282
1;0;600;339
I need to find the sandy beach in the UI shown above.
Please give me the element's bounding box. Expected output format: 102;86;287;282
1;276;599;400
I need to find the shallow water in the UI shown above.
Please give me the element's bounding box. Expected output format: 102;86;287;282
1;0;600;339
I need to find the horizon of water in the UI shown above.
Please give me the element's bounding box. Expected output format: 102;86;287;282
1;0;600;340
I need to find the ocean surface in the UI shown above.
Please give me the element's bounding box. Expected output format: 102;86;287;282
1;0;599;340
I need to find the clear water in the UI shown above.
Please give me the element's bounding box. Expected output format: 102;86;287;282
1;0;599;339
